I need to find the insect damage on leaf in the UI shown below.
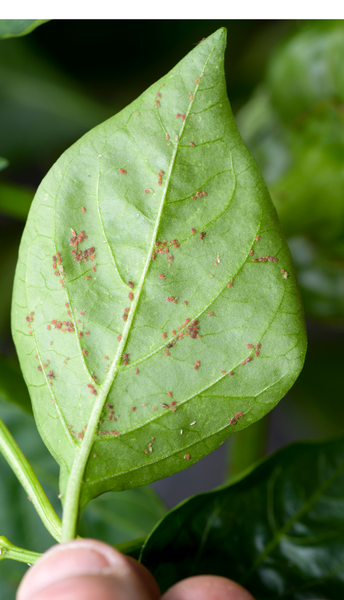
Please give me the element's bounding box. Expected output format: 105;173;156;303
11;27;306;515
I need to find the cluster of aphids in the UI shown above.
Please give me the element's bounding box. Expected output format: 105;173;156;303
50;320;75;333
163;318;201;357
229;411;244;426
26;312;34;335
252;255;278;263
52;253;65;288
152;238;179;263
69;229;95;264
191;190;207;199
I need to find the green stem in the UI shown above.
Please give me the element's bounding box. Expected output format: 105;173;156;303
0;418;62;542
0;536;41;565
225;415;268;482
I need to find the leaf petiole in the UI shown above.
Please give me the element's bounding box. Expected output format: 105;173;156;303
0;417;62;542
0;536;41;565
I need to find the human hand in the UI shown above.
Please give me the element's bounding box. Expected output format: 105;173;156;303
17;539;255;600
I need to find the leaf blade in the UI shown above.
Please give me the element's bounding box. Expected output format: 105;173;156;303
11;28;307;523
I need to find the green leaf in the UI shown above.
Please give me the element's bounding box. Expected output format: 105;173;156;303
0;157;9;171
11;28;306;539
79;486;167;545
0;20;49;40
0;180;34;220
0;355;32;415
140;435;344;599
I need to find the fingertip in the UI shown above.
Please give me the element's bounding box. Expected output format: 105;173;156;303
162;575;255;600
17;539;158;600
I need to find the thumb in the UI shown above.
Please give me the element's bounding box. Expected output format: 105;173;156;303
17;539;160;600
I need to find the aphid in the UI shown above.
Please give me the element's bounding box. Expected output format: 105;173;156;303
170;401;177;407
122;353;129;366
181;114;186;121
162;332;167;339
189;92;193;100
117;334;122;341
135;368;139;375
184;454;191;460
119;169;127;174
191;228;196;234
156;92;161;98
38;366;42;372
155;100;160;107
229;417;237;425
256;235;261;241
250;250;254;256
131;407;136;412
229;371;234;376
85;331;90;335
128;292;134;301
190;141;195;147
47;325;51;330
158;274;165;279
195;77;200;84
81;207;86;213
255;350;259;357
208;312;213;316
199;232;206;240
83;349;88;356
152;253;156;260
241;361;246;365
221;370;226;374
228;281;233;287
283;271;289;279
184;300;188;305
165;134;169;140
123;313;128;321
168;391;173;397
246;357;252;363
80;311;86;315
161;403;169;409
256;343;261;349
175;113;181;118
145;449;149;454
246;344;254;348
128;281;134;288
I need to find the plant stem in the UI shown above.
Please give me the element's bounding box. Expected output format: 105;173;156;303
0;418;62;542
225;415;268;482
0;536;41;565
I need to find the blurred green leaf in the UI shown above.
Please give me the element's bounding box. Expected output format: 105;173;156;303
141;435;344;599
0;20;49;40
79;487;166;546
236;22;344;322
0;157;9;171
0;180;33;219
0;356;32;415
0;38;114;166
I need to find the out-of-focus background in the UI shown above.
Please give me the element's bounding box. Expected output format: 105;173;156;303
0;19;343;597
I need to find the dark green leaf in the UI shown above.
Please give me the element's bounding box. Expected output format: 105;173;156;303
12;28;306;514
79;486;166;545
0;157;9;171
141;436;344;599
0;20;49;40
0;38;114;166
0;355;32;415
0;180;34;219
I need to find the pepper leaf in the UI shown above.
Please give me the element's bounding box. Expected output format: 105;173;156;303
140;436;344;599
11;28;306;520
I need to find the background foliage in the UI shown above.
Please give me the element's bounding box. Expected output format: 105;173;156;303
0;19;343;599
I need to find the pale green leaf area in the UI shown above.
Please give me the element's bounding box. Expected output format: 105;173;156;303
141;436;344;599
0;20;49;40
11;28;306;537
